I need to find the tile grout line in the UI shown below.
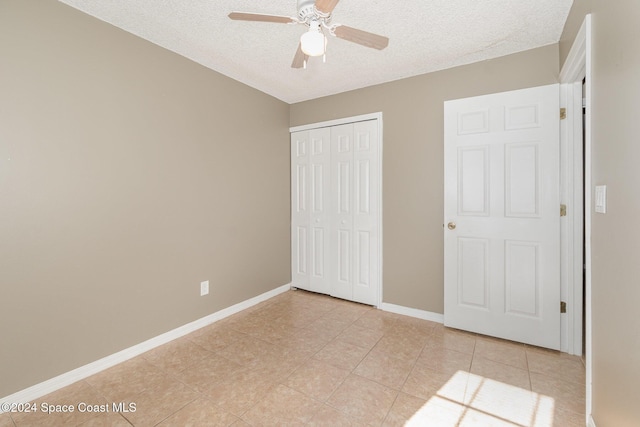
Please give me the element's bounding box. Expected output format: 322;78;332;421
324;305;381;423
396;325;436;392
318;306;400;425
257;299;372;425
350;314;397;380
379;324;437;426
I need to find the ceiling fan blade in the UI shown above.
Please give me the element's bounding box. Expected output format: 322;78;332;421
228;12;295;24
291;43;309;69
315;0;340;14
333;25;389;50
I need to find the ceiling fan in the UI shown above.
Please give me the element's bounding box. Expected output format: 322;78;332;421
228;0;389;69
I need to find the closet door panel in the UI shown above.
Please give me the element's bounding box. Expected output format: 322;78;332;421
330;124;355;301
308;128;331;294
352;120;379;305
291;131;310;290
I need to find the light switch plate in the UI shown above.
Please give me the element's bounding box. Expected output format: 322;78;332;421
200;280;209;296
595;185;607;214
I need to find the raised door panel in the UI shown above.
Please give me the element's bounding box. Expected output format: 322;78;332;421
293;136;309;217
294;226;308;277
458;146;490;216
505;143;540;218
457;237;490;309
505;240;540;317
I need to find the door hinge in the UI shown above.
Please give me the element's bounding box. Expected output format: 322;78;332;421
560;108;567;120
560;204;567;217
560;301;567;313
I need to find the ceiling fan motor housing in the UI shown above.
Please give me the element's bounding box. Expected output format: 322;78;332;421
297;0;319;21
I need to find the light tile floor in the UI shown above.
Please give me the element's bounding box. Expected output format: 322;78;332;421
2;290;586;426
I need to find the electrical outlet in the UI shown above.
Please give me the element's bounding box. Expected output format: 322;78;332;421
200;280;209;296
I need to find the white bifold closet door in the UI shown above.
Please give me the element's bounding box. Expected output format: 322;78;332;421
291;119;380;306
291;127;331;295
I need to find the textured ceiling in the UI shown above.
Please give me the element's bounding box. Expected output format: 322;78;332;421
58;0;573;104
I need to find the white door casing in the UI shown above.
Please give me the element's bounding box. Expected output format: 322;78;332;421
560;14;592;420
444;84;561;350
291;115;381;306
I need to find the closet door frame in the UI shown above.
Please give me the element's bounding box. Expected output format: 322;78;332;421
290;112;383;307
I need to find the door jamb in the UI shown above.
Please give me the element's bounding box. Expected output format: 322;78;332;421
559;82;583;355
559;13;592;422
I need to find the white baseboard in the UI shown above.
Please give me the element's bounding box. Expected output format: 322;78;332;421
587;415;596;427
379;302;444;324
0;283;291;410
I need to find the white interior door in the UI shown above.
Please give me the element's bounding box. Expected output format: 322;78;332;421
444;84;561;350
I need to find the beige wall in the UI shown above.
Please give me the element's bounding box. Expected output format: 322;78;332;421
291;45;559;314
589;2;640;425
0;0;290;397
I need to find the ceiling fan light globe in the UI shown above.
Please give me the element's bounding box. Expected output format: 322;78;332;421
300;31;326;56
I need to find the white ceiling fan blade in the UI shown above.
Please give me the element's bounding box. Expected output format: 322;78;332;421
291;43;309;69
333;25;389;50
228;12;296;24
315;0;340;14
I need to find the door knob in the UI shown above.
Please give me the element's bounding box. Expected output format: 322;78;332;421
447;222;456;230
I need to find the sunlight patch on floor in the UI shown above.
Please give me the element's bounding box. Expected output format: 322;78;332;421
405;371;555;427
